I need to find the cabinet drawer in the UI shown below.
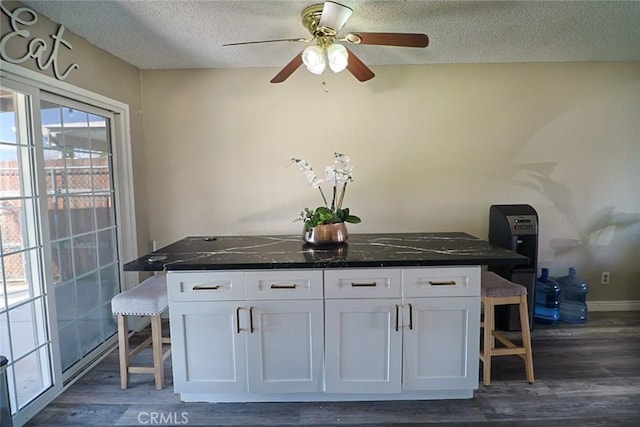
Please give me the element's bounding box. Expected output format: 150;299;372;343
245;270;323;300
325;269;402;299
402;266;480;297
167;271;245;301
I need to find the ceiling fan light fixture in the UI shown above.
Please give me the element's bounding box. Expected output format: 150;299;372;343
327;43;348;73
302;45;326;74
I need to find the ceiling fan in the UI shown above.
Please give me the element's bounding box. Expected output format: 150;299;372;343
223;1;429;83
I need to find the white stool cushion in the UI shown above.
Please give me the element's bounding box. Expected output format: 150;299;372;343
481;271;527;297
111;274;168;316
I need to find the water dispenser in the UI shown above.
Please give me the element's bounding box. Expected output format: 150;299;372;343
488;204;538;331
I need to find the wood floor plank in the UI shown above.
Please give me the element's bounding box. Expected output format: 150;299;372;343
298;400;486;424
476;394;640;422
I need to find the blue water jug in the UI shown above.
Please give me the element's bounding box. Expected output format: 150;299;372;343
534;268;561;325
556;267;589;324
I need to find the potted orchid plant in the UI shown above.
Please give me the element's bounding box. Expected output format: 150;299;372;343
292;152;361;237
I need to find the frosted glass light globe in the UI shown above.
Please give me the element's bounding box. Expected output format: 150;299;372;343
302;45;326;75
327;43;348;73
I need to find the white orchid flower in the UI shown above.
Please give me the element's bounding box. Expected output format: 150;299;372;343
292;158;323;188
324;165;336;185
292;153;358;217
333;152;353;184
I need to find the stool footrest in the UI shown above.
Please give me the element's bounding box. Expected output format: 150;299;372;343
129;366;156;374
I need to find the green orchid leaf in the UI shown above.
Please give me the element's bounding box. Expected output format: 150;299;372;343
345;215;361;224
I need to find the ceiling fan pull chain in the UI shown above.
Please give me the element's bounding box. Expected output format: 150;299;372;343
321;68;329;93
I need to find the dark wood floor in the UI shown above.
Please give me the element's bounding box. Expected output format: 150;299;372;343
26;311;640;426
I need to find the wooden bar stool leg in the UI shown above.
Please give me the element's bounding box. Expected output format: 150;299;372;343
117;315;130;390
482;297;494;386
518;294;535;384
151;315;164;390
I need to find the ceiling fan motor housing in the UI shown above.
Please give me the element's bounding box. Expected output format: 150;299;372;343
302;4;326;34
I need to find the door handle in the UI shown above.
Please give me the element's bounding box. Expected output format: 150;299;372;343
408;303;413;330
249;306;254;333
395;304;399;332
235;307;241;334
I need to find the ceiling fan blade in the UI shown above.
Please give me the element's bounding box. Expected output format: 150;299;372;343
270;53;304;84
319;1;353;32
345;32;429;48
223;38;307;47
345;48;375;82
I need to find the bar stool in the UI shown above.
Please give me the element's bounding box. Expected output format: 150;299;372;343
480;271;534;386
111;274;170;390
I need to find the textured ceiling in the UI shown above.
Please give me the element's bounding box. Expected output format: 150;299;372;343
18;0;640;70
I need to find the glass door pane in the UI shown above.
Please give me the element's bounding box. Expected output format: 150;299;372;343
40;100;120;374
0;87;52;413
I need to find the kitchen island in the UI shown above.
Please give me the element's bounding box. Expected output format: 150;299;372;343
124;232;527;402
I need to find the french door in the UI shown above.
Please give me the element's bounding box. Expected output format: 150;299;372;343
0;75;128;424
40;95;121;378
0;84;53;420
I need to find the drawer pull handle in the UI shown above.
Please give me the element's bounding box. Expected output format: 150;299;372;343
351;282;377;287
236;307;241;334
249;306;255;333
428;280;457;286
270;284;296;289
192;285;220;290
395;305;400;332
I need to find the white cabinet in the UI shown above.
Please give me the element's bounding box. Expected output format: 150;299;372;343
246;299;324;393
244;270;324;393
402;267;481;391
168;266;481;402
402;297;480;390
169;300;247;393
324;298;403;393
324;269;403;393
167;270;324;396
324;267;480;395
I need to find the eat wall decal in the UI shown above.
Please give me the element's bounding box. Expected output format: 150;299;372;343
1;3;79;81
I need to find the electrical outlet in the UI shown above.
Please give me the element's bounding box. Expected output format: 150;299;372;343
601;272;610;285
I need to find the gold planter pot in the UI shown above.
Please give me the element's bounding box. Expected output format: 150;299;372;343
303;222;348;245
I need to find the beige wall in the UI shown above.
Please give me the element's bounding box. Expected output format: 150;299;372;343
141;64;640;301
1;1;150;256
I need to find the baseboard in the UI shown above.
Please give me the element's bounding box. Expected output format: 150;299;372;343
588;300;640;311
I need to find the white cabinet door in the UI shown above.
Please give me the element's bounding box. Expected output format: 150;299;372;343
246;299;324;393
170;301;248;394
325;298;403;393
402;297;480;391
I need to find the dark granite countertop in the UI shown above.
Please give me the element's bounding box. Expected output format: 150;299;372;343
123;232;528;272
